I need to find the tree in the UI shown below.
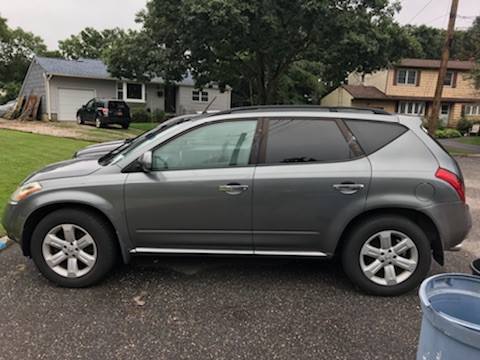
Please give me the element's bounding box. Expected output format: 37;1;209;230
59;27;126;60
107;0;414;105
0;15;48;103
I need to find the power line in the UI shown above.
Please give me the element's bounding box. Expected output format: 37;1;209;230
408;0;436;23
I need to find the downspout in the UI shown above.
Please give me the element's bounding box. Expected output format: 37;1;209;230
43;73;53;120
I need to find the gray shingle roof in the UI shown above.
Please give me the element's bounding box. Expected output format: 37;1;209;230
36;56;111;79
35;56;197;86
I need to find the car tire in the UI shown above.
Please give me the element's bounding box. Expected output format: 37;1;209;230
341;215;431;296
76;114;84;125
95;117;103;128
122;123;129;129
30;209;118;288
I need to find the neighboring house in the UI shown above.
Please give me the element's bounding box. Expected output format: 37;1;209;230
18;56;231;121
321;58;480;127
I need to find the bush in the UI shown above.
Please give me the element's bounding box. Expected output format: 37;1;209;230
151;109;166;122
457;117;480;135
435;128;462;138
131;108;151;123
131;108;166;123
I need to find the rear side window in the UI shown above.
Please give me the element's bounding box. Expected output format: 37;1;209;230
263;119;354;164
345;120;407;155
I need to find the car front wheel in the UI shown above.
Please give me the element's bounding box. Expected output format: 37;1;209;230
30;209;118;287
341;215;431;296
76;114;84;124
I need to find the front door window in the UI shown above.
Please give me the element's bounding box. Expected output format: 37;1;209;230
152;120;257;171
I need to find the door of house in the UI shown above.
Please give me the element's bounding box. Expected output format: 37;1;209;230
164;85;177;114
439;103;451;127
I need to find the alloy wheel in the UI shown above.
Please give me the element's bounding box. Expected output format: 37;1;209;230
42;224;97;278
359;230;418;286
76;115;82;124
95;118;101;128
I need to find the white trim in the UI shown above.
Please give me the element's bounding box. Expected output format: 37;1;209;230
43;73;53;120
130;247;328;257
396;68;418;86
119;81;146;103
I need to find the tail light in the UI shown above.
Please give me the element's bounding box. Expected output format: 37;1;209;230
435;167;465;202
101;107;109;116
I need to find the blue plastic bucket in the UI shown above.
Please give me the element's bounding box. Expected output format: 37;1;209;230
417;274;480;360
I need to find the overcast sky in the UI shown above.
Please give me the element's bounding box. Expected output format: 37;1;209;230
0;0;478;50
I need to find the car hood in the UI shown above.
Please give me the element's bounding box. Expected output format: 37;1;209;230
24;157;103;183
74;139;126;159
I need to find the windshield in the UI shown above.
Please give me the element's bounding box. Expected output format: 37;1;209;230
98;114;202;166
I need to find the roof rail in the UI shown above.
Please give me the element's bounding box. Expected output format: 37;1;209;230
210;105;391;116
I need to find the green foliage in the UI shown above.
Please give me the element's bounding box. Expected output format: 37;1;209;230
0;15;48;102
131;108;151;123
107;0;413;105
131;107;166;123
59;27;126;60
456;117;480;134
0;81;20;104
435;128;462;139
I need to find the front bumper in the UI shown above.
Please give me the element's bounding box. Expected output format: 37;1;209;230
2;201;28;251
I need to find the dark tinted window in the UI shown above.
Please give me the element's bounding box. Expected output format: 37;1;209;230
345;120;407;155
264;119;353;164
108;101;128;111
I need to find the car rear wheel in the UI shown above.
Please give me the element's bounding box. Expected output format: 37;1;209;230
122;123;129;129
30;209;118;287
95;117;103;128
341;216;431;296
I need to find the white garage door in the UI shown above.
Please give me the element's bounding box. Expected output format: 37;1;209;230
58;88;95;121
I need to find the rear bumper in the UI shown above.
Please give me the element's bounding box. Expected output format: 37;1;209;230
101;116;130;125
422;201;472;250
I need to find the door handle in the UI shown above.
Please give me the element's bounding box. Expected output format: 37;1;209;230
333;183;364;195
218;183;249;195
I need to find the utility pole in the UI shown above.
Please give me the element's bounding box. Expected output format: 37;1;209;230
428;0;459;136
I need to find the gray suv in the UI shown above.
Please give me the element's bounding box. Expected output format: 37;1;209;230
2;106;472;295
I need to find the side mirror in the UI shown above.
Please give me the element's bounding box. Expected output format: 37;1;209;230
139;151;152;172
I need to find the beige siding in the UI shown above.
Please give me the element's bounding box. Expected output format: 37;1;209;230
49;76;116;116
385;69;479;100
320;87;353;107
175;86;231;114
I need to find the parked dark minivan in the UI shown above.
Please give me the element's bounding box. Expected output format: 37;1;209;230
76;98;130;129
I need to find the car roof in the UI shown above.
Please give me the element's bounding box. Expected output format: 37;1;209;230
202;105;399;123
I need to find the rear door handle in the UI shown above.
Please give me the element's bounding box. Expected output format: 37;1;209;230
333;183;364;195
218;183;249;195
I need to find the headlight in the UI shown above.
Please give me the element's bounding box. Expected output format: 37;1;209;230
10;182;42;202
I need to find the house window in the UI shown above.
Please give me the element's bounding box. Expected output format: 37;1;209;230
192;90;209;102
396;69;418;85
117;82;145;102
443;71;454;86
398;101;426;115
464;104;480;116
117;83;124;100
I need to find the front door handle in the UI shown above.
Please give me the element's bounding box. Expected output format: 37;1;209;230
218;183;249;195
333;183;365;195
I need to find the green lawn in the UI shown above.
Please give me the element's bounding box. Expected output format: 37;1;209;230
129;122;158;132
0;130;93;235
458;136;480;146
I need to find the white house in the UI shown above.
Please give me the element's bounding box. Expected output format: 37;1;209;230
19;56;232;121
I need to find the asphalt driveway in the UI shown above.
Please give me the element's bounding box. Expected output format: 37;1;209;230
1;157;479;360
